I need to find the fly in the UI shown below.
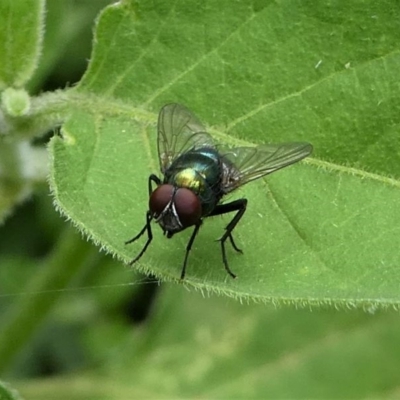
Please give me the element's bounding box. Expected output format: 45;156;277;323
126;103;313;279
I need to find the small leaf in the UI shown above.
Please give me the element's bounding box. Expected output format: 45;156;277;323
1;88;30;116
0;0;45;88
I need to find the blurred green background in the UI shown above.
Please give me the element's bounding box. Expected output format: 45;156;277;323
0;0;160;393
1;1;400;399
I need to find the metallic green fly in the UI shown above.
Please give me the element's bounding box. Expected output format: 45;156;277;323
126;103;313;279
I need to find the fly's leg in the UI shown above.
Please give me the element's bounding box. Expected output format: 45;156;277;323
209;199;248;278
228;232;242;253
148;174;162;195
180;222;202;280
125;211;153;265
125;174;161;265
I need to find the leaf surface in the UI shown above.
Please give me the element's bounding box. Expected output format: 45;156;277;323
18;286;400;399
51;0;400;307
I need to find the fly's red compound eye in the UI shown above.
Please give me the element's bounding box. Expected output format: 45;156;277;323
149;184;174;216
174;188;202;227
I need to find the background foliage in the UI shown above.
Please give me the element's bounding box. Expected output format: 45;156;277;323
0;0;400;398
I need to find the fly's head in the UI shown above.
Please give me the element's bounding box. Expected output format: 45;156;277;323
149;184;202;235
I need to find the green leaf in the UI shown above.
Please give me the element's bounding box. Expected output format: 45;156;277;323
16;285;400;399
104;287;400;398
50;0;400;307
0;0;45;89
0;380;22;400
28;0;112;92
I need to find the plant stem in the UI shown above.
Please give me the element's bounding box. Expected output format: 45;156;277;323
0;139;24;181
1;89;71;140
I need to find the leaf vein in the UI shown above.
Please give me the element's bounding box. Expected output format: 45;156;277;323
141;11;258;106
225;49;400;132
102;0;179;98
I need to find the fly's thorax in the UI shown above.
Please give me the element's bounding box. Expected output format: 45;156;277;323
164;148;224;215
174;168;202;192
166;168;219;216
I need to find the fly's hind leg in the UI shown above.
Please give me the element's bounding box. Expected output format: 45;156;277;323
209;199;248;278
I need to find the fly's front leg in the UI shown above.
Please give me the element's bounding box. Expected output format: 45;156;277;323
209;199;248;278
124;174;160;265
125;211;154;265
148;174;162;195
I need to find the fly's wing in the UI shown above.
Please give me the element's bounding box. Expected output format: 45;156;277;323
157;103;215;173
220;142;313;193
